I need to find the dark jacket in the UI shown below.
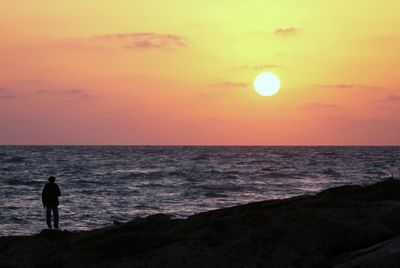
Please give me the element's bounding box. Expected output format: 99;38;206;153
42;182;61;206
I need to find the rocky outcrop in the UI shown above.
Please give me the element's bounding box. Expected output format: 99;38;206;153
333;236;400;268
1;179;400;268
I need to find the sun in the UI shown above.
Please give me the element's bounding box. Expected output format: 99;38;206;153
253;72;281;96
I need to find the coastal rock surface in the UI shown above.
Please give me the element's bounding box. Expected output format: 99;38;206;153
1;180;400;267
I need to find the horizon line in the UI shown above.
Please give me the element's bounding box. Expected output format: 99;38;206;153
0;144;399;147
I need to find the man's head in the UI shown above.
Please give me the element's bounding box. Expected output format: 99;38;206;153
48;176;56;183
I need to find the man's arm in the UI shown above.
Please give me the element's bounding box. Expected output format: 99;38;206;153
42;185;47;207
56;184;61;197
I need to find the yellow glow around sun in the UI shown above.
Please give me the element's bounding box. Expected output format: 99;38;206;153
253;73;281;96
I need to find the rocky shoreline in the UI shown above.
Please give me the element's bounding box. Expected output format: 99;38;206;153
1;179;400;267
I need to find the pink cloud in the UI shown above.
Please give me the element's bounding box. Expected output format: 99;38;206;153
274;27;301;36
0;87;22;99
316;84;384;90
94;32;187;51
35;89;94;99
206;82;249;89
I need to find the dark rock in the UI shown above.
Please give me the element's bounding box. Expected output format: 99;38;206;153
39;229;73;241
145;213;171;221
333;236;400;268
2;180;400;267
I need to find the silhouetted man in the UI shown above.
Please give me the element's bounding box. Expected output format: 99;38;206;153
42;176;61;229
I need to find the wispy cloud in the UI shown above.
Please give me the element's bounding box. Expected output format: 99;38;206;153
0;94;21;99
375;94;400;103
274;27;301;36
35;89;94;99
300;102;339;110
351;118;387;126
93;32;187;51
311;115;349;121
316;84;384;90
375;106;393;111
206;82;249;89
385;95;400;101
0;87;22;99
233;64;280;71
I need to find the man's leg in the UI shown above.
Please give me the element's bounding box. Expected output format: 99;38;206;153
46;206;52;229
53;206;59;229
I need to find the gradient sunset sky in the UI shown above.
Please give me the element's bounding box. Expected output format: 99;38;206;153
1;0;399;145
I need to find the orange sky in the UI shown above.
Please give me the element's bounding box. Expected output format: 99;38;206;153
0;0;399;145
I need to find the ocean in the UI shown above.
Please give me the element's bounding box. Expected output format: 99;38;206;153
0;146;399;236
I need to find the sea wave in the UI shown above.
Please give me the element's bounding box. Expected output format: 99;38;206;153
3;157;25;163
0;146;399;236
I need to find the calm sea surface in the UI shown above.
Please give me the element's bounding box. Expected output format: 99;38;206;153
0;146;399;236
